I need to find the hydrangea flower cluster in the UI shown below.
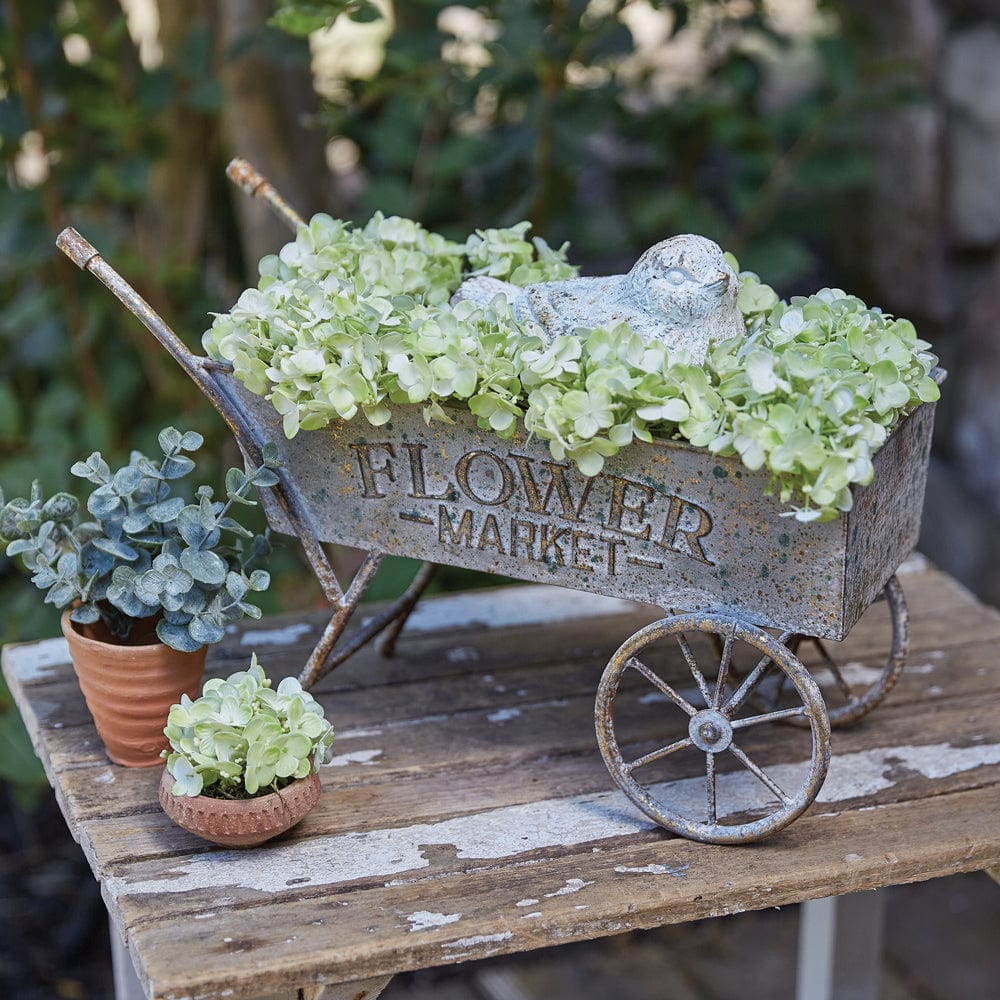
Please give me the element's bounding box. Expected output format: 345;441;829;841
163;655;335;799
203;213;940;522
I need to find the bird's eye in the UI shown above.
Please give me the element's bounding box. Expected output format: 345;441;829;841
665;268;687;285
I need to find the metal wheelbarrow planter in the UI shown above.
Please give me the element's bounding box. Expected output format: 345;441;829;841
55;163;941;845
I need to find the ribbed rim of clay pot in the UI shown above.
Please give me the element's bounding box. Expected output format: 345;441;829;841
61;610;207;768
159;768;322;848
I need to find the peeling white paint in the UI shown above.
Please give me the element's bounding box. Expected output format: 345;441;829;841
106;740;1000;900
640;686;700;706
896;553;929;575
93;770;116;785
818;742;1000;802
193;912;216;919
443;931;513;949
399;586;642;635
3;638;70;682
239;623;312;647
812;662;891;687
844;854;863;863
522;912;542;919
639;691;669;705
447;646;480;663
574;904;589;910
515;898;539;907
406;911;462;932
326;749;383;767
544;878;594;897
487;708;521;724
336;727;384;740
614;864;689;878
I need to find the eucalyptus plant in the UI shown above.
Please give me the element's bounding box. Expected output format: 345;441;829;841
0;428;279;651
163;655;335;799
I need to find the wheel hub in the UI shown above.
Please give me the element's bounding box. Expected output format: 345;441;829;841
688;709;733;753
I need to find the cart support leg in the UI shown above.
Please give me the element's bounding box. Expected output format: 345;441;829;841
376;561;437;656
796;891;886;1000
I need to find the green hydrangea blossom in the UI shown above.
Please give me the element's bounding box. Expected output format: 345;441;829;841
204;215;940;522
163;654;335;799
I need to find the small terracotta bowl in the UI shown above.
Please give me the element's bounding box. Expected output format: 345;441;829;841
159;768;322;848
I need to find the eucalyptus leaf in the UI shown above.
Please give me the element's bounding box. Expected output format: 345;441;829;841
147;497;185;522
180;547;228;586
157;621;203;653
70;603;101;624
161;455;196;479
92;537;139;561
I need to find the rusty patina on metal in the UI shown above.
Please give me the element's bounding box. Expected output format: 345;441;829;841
54;160;945;844
222;376;937;643
594;612;832;844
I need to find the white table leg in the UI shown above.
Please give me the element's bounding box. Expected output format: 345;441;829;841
796;891;886;1000
111;917;146;1000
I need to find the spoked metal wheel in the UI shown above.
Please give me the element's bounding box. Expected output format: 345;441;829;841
595;614;831;844
754;576;909;728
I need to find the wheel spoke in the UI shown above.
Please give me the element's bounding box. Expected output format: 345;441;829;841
713;631;734;708
723;652;774;717
706;752;717;824
731;706;808;729
627;657;698;716
625;737;693;772
814;639;856;702
675;632;714;707
728;743;792;804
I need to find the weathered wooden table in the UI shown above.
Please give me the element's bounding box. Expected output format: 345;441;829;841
4;555;999;1000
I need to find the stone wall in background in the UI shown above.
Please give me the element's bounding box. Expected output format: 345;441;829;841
844;0;1000;607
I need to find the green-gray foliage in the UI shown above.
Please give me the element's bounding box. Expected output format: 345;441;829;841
0;429;280;651
163;654;335;799
205;214;939;521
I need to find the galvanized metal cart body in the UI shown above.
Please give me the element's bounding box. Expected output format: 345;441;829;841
56;164;940;844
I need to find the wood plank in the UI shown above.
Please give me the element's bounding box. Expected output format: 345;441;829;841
5;559;1000;1000
123;783;1000;1000
5;556;996;698
11;577;1000;772
70;678;1000;862
90;686;1000;932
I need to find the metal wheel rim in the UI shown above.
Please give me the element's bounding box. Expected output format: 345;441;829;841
784;575;909;728
595;614;831;845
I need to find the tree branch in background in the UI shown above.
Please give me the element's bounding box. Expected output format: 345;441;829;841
7;0;105;406
217;0;333;272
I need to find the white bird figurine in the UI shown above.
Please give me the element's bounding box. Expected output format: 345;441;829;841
452;234;744;365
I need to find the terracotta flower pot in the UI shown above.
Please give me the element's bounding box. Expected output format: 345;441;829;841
61;610;207;768
159;768;322;848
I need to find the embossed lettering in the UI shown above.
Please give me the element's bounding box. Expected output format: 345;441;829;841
438;505;475;546
510;454;593;521
658;495;715;565
477;514;506;554
606;475;656;540
350;443;396;499
605;538;625;576
541;524;569;565
403;443;452;500
572;530;599;571
456;450;516;506
510;518;538;561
